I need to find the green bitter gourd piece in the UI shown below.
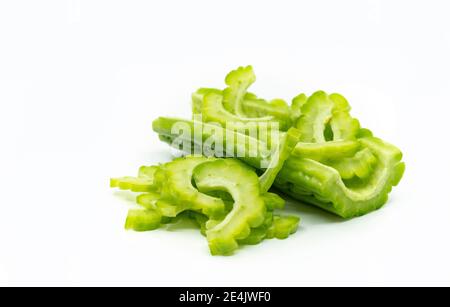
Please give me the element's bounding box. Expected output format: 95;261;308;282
156;156;226;219
110;165;159;192
259;127;301;193
266;215;301;240
193;159;267;255
153;117;405;218
223;65;256;117
125;209;162;232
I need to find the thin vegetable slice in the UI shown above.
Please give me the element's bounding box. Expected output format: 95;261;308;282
262;192;286;211
266;215;301;240
125;209;162;232
136;192;160;210
193;66;293;131
202;92;290;132
192;88;222;116
259;127;301;193
296;91;360;142
223;65;256;117
291;93;308;123
237;212;274;245
110;177;156;192
157;156;226;219
193;87;291;123
193;159;266;255
111;165;159;192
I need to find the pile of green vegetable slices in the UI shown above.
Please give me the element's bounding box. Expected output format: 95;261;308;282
111;66;405;256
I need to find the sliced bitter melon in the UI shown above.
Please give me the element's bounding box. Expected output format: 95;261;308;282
156;156;226;219
110;165;159;192
193;159;266;255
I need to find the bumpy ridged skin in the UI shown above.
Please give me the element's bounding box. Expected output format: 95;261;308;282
192;66;294;131
261;193;286;211
153;117;405;218
296;91;334;143
293;141;377;180
290;93;308;123
153;117;272;168
266;216;301;240
193;88;292;126
276;137;405;218
112;66;406;256
296;91;360;143
193;159;266;255
237;213;300;244
153;117;296;196
237;212;274;245
187;194;293;244
327;147;378;180
112;156;299;255
157;156;226;219
192;88;222;116
223;65;256;117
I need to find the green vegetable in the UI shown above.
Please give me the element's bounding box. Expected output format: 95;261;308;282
266;216;301;240
153;117;274;168
202;92;290;132
193;159;267;255
237;212;274;245
290;93;308;123
153;116;405;218
188;211;209;236
112;155;300;255
193;87;288;120
110;166;159;192
327;147;378;180
292;140;360;161
125;209;161;232
261;192;286;211
111;65;405;256
136;192;160;209
222;65;256;117
156;156;225;218
110;177;155;192
259;127;301;193
276;137;405;218
192;88;222;116
236;213;300;244
296;91;360;143
193;66;293;131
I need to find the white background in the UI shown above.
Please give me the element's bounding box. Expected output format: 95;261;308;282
1;0;449;287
